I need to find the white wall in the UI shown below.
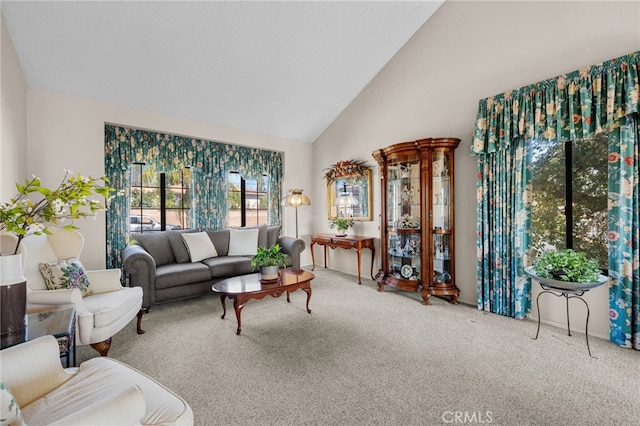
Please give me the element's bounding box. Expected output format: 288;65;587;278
0;12;27;201
312;0;640;339
26;89;314;269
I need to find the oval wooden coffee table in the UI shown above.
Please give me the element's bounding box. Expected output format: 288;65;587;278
212;269;314;335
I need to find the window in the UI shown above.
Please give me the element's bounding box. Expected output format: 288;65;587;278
530;134;608;268
130;164;191;232
227;172;269;227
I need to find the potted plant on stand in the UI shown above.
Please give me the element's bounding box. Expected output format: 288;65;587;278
0;171;113;337
329;216;354;237
524;249;607;291
251;244;286;283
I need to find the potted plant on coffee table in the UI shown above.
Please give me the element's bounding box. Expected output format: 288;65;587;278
251;244;286;283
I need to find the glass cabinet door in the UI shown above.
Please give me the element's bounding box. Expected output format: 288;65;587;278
432;150;452;286
386;160;421;280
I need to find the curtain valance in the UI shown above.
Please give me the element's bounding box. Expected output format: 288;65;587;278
471;51;640;154
105;125;282;180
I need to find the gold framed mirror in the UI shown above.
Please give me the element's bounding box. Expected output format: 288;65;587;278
327;169;373;221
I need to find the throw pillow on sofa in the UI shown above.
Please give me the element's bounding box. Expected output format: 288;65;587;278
181;232;218;262
227;228;259;256
38;258;93;297
167;228;200;263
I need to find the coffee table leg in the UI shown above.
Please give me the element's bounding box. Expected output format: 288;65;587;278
219;294;227;319
233;298;246;335
302;287;312;314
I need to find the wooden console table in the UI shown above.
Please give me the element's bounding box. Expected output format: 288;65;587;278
310;233;375;284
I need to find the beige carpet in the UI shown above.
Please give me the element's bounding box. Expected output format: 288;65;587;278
77;268;639;426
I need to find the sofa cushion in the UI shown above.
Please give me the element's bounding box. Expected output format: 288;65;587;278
227;228;259;256
19;356;192;425
267;225;282;248
202;256;254;278
38;258;93;297
167;229;199;264
81;287;143;328
181;232;218;262
154;263;212;290
207;229;230;257
132;233;175;267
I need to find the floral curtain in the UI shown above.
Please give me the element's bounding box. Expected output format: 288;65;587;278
104;125;283;270
475;142;532;319
607;115;639;349
471;51;639;349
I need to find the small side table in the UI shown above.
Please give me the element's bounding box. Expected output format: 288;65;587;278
310;233;375;284
525;267;608;357
1;307;76;367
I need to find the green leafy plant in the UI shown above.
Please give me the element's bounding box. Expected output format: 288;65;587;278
532;249;601;283
0;171;114;255
329;216;354;232
251;244;285;268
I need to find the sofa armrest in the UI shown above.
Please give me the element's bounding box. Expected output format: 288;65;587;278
278;236;305;271
49;385;146;426
122;244;157;308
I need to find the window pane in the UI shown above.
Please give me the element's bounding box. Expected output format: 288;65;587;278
531;139;567;256
227;173;268;227
530;135;608;268
571;135;608;268
129;165;191;232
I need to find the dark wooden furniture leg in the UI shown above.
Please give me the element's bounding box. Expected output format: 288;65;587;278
233;297;248;335
302;286;312;314
369;246;376;280
219;294;227;319
90;337;112;356
136;308;148;334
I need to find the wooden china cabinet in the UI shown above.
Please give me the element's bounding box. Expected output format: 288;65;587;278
372;138;460;305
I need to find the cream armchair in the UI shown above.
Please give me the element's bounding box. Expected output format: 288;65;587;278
16;229;144;356
1;335;193;425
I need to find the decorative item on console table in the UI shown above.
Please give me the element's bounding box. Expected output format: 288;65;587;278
329;216;355;237
251;244;286;283
372;138;461;305
0;171;113;337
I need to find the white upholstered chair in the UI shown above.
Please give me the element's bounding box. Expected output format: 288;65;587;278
1;335;193;425
15;228;144;356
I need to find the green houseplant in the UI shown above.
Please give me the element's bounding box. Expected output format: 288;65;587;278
251;244;286;281
329;216;354;236
0;171;114;255
525;249;608;291
532;249;601;283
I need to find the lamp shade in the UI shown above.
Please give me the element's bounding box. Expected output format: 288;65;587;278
281;189;311;207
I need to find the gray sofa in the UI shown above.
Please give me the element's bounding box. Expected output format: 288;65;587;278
121;225;305;309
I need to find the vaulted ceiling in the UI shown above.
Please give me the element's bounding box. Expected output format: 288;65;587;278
2;1;444;143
